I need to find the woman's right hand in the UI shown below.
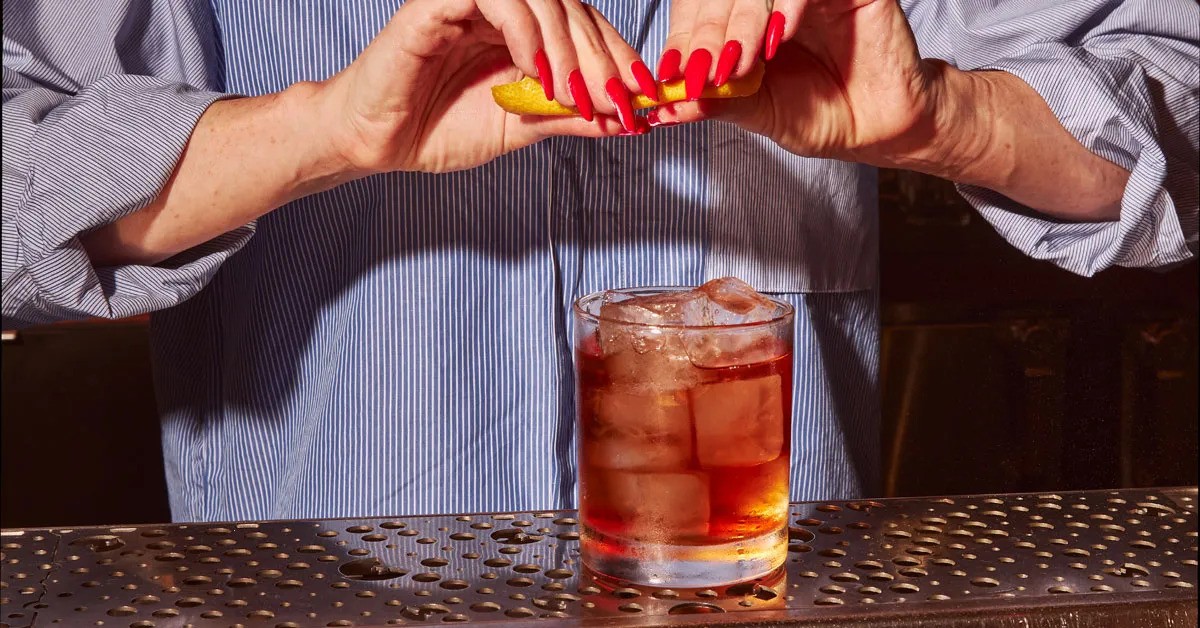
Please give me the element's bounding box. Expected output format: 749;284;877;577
317;0;653;176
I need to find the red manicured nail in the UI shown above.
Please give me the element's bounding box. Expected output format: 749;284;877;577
619;115;651;136
605;78;636;132
630;60;658;100
765;12;785;61
713;41;742;87
684;48;712;101
568;70;593;121
657;48;682;82
534;49;553;100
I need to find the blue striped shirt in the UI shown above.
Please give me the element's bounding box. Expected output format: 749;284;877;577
3;0;1196;522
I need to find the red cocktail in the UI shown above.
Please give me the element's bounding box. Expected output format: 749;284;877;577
574;278;794;587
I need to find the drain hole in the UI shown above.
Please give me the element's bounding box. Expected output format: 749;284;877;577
69;536;125;553
490;529;543;545
788;527;816;542
668;602;725;614
338;558;407;581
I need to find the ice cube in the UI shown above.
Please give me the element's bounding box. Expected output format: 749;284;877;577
675;278;786;367
598;292;705;356
602;341;703;390
683;328;788;369
599;290;708;326
599;470;710;541
594;280;783;379
583;388;693;471
697;277;778;325
597;292;707;389
691;374;786;467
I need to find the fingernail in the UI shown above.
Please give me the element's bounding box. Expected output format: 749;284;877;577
684;48;712;101
534;49;554;101
619;116;651;136
713;41;742;87
765;12;785;61
568;70;593;121
605;77;636;133
657;48;682;82
631;60;658;100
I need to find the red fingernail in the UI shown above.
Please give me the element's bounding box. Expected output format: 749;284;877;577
631;60;658;100
619;116;651;136
568;70;593;121
684;48;712;101
605;77;636;132
713;41;742;87
657;48;682;82
534;49;554;101
765;12;785;61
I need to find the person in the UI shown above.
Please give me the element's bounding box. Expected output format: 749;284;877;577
3;0;1195;522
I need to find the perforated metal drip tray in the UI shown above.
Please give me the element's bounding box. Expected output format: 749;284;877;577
2;488;1196;628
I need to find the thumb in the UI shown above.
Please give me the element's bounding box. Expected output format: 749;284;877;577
504;113;629;150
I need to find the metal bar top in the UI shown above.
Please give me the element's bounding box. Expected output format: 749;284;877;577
2;487;1196;628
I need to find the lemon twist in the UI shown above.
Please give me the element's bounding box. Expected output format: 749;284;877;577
492;63;764;116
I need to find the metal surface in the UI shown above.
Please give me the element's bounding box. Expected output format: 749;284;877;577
2;488;1195;627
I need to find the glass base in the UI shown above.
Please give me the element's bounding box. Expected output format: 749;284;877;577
580;526;786;588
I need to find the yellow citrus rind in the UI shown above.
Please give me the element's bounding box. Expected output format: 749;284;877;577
491;63;765;116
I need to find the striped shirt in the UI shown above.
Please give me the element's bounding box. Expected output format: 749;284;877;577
3;0;1196;522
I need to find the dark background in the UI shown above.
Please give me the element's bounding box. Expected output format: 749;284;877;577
3;170;1197;528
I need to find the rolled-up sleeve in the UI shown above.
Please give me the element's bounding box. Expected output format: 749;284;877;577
2;0;253;328
904;0;1199;276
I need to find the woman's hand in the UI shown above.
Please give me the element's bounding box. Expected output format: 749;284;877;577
654;0;807;103
651;0;942;166
77;0;656;266
652;0;1133;222
319;0;652;176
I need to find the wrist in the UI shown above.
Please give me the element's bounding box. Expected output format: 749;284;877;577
278;80;372;192
879;61;1012;187
306;68;419;177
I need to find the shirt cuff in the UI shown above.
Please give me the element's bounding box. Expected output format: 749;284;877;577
7;75;252;326
955;42;1195;276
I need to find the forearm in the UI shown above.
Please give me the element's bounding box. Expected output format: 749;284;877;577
80;82;358;266
894;61;1130;222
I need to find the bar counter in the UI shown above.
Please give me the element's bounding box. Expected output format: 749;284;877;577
2;487;1195;627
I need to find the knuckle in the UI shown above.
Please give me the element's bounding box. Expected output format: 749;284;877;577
694;17;726;34
574;28;608;55
497;11;536;40
728;7;764;29
664;31;693;47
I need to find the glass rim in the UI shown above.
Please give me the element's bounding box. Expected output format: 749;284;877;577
572;286;795;330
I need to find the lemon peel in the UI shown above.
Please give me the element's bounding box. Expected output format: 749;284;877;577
492;63;764;116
